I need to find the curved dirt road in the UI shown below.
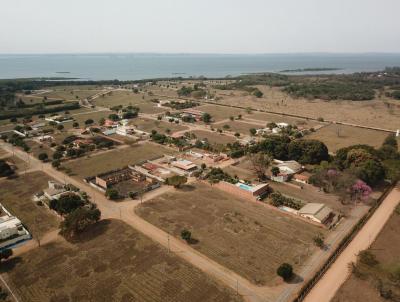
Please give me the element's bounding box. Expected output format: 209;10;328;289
304;184;400;302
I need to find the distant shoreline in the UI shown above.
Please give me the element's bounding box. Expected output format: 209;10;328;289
280;67;342;73
0;53;399;81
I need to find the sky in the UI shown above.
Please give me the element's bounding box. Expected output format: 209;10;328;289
1;0;400;54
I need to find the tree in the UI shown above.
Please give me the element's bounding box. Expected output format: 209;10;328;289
60;207;101;238
249;128;257;136
165;175;187;188
277;263;293;281
38;152;48;162
357;159;385;186
99;117;105;126
84;119;94;126
53;151;63;160
49;193;84;215
234;132;240;137
105;188;119;200
108;113;119;121
181;229;192;243
382;134;398;149
0;160;14;177
202;112;212;124
52;159;61;169
259;135;291;160
57;124;64;131
229;116;234;121
248;152;271;180
271;166;280;177
313;233;325;248
267;122;277;130
350;180;372;202
288;140;329;164
253;89;263;98
72;122;79;128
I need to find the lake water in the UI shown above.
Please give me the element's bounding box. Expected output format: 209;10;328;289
0;53;399;81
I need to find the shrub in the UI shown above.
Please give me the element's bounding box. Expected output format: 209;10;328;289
181;229;192;243
359;250;379;266
105;188;119;200
38;152;48;161
277;263;293;281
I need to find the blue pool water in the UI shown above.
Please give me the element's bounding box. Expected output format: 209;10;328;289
237;183;253;191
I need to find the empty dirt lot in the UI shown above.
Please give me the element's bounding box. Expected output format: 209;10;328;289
136;183;323;285
306;124;393;152
0;171;60;238
191;130;237;145
63;143;175;178
214;86;400;130
2;220;242;302
131;117;188;134
196;104;247;122
93;91;167;114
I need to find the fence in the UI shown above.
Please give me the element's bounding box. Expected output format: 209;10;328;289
292;182;396;302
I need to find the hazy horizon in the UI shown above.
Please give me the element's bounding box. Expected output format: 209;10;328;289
1;0;400;54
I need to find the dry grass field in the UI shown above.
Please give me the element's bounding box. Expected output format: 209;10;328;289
196;104;247;122
26;140;54;159
42;89;103;101
63;143;175;178
0;171;60;237
191;130;237;145
214;86;400;130
2;220;242;302
66;110;112;128
306;124;393;152
216;121;262;135
136;183;323;285
92;91;166;114
244;112;322;128
130;117;188;134
332;209;400;302
2;155;29;172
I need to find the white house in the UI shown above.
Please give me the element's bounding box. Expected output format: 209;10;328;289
43;181;67;200
276;160;303;175
0;204;30;249
116;125;135;136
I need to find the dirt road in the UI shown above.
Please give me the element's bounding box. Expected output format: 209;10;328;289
2;140;398;302
303;184;400;302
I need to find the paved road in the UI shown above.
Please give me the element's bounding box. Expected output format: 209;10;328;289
304;184;400;302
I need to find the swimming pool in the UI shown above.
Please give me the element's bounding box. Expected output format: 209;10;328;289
237;183;253;191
